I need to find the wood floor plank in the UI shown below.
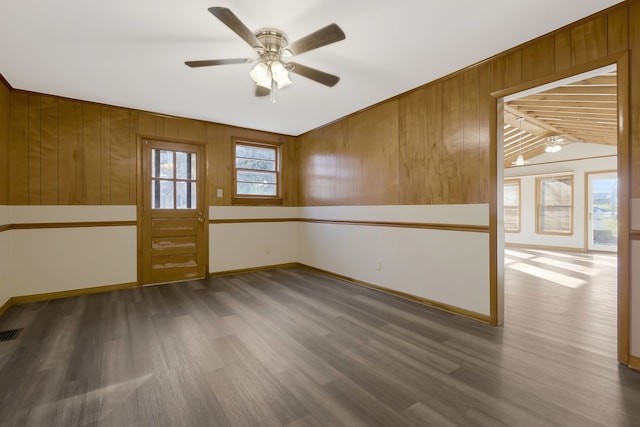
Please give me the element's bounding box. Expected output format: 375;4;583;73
0;250;639;426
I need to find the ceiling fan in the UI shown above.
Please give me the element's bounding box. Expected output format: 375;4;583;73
185;7;345;101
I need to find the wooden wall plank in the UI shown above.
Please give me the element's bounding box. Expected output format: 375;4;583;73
399;87;427;205
571;15;608;67
441;75;465;204
9;93;28;204
554;29;573;72
477;63;491;204
280;136;298;207
129;111;139;204
522;37;555;82
109;108;130;205
630;2;640;198
490;51;522;93
608;6;629;54
82;103;102;204
138;112;156;136
40;96;58;205
100;106;111;204
28;95;41;204
207;123;231;206
463;69;480;204
425;83;444;205
346;102;400;206
58;99;83;204
0;82;9;204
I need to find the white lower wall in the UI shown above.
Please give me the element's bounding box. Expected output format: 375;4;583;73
1;206;137;299
8;227;137;297
0;206;11;307
209;206;299;273
631;198;640;359
298;205;491;316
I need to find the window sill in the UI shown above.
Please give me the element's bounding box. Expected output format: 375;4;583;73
232;197;283;206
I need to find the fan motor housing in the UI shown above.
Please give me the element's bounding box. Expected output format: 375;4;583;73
254;28;288;54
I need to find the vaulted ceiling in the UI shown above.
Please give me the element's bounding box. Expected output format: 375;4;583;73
503;69;617;168
0;1;622;136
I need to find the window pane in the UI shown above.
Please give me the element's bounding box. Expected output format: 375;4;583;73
538;176;572;233
176;181;197;209
504;207;519;231
539;206;571;232
237;182;277;196
176;152;196;180
236;144;276;161
152;149;174;179
504;181;520;232
236;158;276;171
237;170;277;184
151;180;174;209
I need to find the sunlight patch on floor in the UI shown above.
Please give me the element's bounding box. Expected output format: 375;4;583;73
505;249;535;259
531;256;601;276
508;262;586;288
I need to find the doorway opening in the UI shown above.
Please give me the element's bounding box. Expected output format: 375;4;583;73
498;63;622;361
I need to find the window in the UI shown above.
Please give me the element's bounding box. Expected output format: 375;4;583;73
504;179;520;233
151;148;197;209
234;140;281;201
536;175;573;234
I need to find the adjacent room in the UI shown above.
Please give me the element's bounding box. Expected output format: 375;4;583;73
1;1;640;426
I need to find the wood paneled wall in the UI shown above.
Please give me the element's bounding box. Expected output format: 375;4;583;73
298;2;638;206
6;93;297;206
0;81;9;205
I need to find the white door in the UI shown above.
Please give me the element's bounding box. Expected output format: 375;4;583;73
587;171;617;252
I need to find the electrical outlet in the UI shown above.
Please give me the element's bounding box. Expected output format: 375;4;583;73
216;188;223;198
376;261;382;271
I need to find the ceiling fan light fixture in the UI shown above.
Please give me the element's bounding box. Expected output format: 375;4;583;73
271;61;292;88
250;62;272;88
545;135;562;153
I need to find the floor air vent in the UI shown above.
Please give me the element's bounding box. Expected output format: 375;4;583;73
0;328;22;342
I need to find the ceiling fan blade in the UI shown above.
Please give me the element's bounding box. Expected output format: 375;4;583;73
288;62;340;87
208;7;263;50
255;86;270;97
185;58;253;68
285;23;345;56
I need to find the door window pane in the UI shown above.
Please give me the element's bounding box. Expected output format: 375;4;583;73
176;152;196;180
152;149;174;178
152;180;174;209
176;181;197;209
151;149;197;210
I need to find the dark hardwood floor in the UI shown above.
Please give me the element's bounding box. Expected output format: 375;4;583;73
1;249;639;426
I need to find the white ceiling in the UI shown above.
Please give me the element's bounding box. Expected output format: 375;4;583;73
0;0;622;136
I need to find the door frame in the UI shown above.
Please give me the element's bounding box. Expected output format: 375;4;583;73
136;135;209;286
491;51;630;365
585;170;618;252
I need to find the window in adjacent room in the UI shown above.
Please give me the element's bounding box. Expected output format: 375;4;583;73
234;140;281;202
536;175;573;235
504;179;521;233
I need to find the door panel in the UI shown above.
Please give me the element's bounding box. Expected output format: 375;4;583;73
141;139;207;285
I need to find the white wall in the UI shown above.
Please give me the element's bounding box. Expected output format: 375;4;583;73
298;205;491;317
209;206;299;273
0;206;10;307
504;143;617;249
631;198;640;357
1;206;137;299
